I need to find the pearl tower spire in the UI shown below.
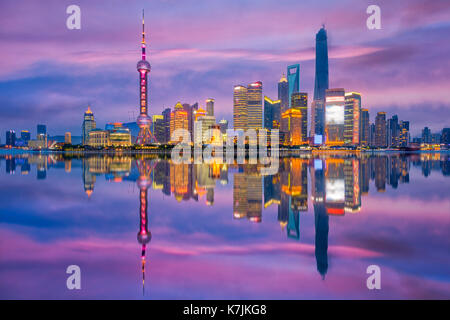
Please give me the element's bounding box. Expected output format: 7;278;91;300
136;9;154;145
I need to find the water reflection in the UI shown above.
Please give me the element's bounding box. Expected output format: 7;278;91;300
0;152;449;298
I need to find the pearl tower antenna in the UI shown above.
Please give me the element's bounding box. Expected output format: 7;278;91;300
136;9;155;145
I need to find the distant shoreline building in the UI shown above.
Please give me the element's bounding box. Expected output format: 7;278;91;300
82;106;96;145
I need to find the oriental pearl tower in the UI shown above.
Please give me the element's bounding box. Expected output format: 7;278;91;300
136;10;154;145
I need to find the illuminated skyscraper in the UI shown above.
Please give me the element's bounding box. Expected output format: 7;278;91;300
360;109;370;146
65;132;72;144
312;26;329;141
314;26;329;102
218;119;228;134
387;115;399;147
311;99;325;142
21;130;30;143
325;88;345;146
170;102;189;143
264;96;281;129
233;85;248;131
422;126;431;144
291;92;308;143
344;92;361;146
161;108;171;143
136;10;154;145
287;64;300;107
6;130;15;147
182;102;198;141
278;74;289;114
206;98;214;116
441;128;450;145
398;121;410;147
233;81;262;131
36;124;47;148
375;112;387;148
37;124;46;136
152;115;165;143
281;108;302;146
247;81;263;130
82;106;96;145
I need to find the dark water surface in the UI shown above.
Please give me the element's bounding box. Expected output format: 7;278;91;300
0;152;449;299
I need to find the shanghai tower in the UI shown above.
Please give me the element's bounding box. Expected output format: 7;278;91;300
314;26;329;101
312;26;329;139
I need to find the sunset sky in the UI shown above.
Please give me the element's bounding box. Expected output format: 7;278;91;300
0;0;449;138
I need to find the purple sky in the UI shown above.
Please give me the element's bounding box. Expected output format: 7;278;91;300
0;0;449;139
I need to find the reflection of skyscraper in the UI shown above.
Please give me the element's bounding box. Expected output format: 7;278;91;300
233;165;262;222
6;156;15;174
360;156;370;194
314;197;329;279
324;158;345;215
374;156;387;191
264;174;280;208
82;158;95;196
170;162;189;201
344;158;361;212
310;157;328;279
247;173;262;223
280;158;303;239
233;169;248;219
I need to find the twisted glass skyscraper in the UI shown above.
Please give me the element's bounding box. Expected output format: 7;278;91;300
314;26;329;101
312;26;329;139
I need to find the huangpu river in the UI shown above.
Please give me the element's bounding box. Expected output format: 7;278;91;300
0;152;449;299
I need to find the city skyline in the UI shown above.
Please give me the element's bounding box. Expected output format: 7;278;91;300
1;0;450;138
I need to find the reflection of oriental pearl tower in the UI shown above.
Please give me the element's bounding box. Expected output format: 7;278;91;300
136;158;155;295
136;10;154;145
